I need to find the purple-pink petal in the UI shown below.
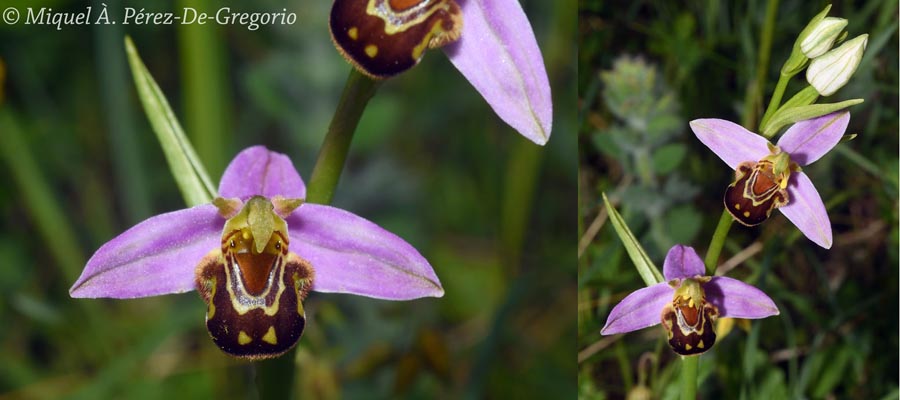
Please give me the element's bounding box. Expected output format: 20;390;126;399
777;112;849;166
662;244;705;281
70;204;223;299
601;283;673;335
704;276;779;319
779;172;833;248
218;146;306;199
285;204;443;300
690;119;771;169
444;0;552;145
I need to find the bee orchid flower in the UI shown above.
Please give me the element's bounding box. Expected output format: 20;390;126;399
690;111;851;249
601;245;779;356
70;146;442;359
329;0;552;145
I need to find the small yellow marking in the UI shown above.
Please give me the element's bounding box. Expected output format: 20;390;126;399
365;44;378;58
685;343;692;350
238;331;252;345
697;340;705;349
412;22;446;61
262;326;278;345
348;27;358;40
743;211;751;218
734;203;741;210
207;278;216;319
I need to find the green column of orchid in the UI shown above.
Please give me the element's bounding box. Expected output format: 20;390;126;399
255;67;380;399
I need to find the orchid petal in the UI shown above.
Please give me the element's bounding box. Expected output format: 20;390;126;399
70;204;222;298
704;276;779;319
779;172;833;248
218;146;306;199
689;119;771;169
662;245;706;280
601;283;673;335
286;204;442;300
777;111;849;166
444;0;552;145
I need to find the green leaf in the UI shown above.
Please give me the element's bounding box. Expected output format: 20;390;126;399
124;36;215;206
602;192;663;286
761;98;863;138
651;143;687;174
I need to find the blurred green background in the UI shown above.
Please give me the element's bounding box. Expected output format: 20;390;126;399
579;0;898;399
0;0;576;398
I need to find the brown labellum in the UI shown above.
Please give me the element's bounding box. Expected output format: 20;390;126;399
195;228;314;359
330;0;463;78
660;296;719;356
724;160;789;226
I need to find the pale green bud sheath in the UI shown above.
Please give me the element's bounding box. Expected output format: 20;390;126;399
806;34;868;96
800;17;847;59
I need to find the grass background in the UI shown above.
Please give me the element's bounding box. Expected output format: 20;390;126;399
0;0;577;398
579;0;898;398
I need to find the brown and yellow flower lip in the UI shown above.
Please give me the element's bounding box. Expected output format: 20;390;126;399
329;0;462;79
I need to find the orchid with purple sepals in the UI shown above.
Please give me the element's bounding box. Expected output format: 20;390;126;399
690;111;850;249
70;146;441;357
602;245;778;356
329;0;552;145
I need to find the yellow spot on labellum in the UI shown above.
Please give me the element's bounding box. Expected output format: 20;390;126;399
263;326;278;345
348;27;358;40
743;211;751;218
238;331;252;345
685;343;692;351
365;45;378;58
698;340;705;349
734;203;741;210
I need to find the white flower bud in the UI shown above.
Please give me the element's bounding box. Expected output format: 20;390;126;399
806;34;868;96
800;17;847;58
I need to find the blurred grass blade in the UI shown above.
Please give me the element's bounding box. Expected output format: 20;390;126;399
124;36;215;206
602;192;663;286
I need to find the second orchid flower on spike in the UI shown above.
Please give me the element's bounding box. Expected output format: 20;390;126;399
328;0;553;145
602;245;778;356
70;146;442;359
690;112;851;249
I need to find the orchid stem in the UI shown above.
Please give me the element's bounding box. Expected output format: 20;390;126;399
704;210;733;275
759;73;791;135
680;356;699;400
306;68;380;204
756;0;784;134
256;68;379;398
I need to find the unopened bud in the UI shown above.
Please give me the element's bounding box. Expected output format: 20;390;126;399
806;34;868;96
800;17;847;58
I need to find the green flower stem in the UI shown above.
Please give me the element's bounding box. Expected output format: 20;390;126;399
704;210;734;275
759;73;791;133
755;0;782;133
306;68;381;204
256;68;380;398
680;355;699;400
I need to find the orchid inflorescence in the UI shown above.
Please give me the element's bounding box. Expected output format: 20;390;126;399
600;4;867;359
